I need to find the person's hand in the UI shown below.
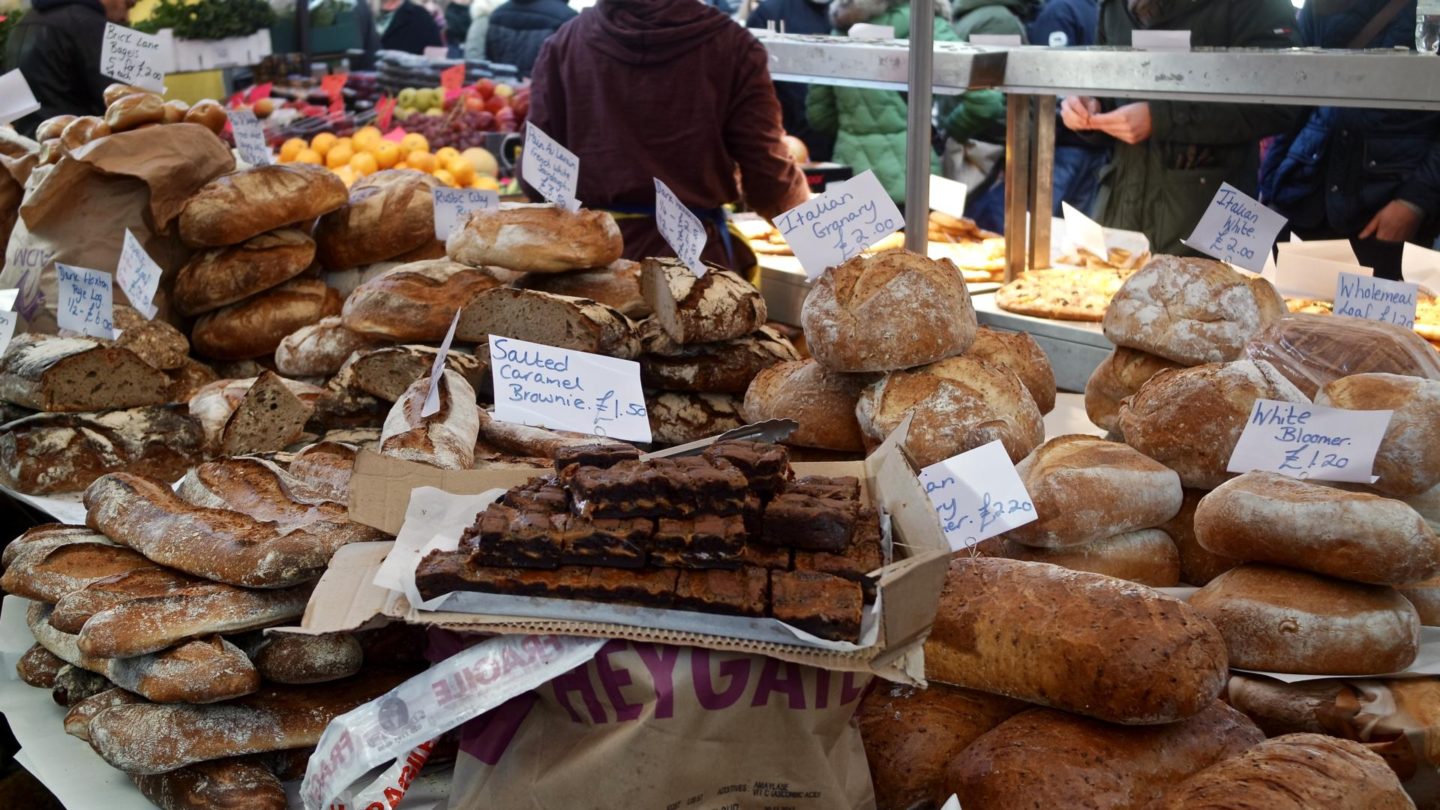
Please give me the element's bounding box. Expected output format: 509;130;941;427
1088;102;1153;145
1060;96;1100;131
1360;199;1425;242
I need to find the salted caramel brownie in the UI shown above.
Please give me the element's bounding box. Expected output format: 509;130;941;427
672;568;769;617
651;514;747;567
702;440;791;496
785;475;861;502
462;504;563;569
577;566;678;608
415;551;587;601
501;477;569;513
555;513;652;568
759;493;857;552
568;457;748;518
770;570;863;642
793;508;883;597
553;442;641;475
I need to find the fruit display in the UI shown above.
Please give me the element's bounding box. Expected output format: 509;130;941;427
277;125;502;191
393;78;531;150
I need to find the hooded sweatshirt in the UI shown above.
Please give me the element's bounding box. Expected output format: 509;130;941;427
526;0;807;266
3;0;110;136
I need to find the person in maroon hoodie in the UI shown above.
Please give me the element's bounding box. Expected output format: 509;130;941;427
524;0;809;270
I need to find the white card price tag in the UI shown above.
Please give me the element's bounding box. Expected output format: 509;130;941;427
0;70;40;125
1275;251;1371;300
654;177;707;277
1402;242;1440;295
1335;272;1419;328
56;263;114;339
918;440;1037;551
226;109;272;166
969;34;1023;45
0;309;13;358
940;796;963;810
522;123;580;211
1062;201;1108;258
0;289;17;311
928;175;968;219
1184;183;1286;273
489;335;651;443
432;187;499;240
849;23;895;39
774;170;903;279
100;23;167;92
1131;30;1191;50
421;309;462;418
116;229;161;320
1226;399;1392;484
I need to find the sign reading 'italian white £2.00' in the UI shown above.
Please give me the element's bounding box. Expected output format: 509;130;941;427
654;177;707;277
521;123;580;212
1334;272;1419;329
489;335;651;443
432;187;499;240
100;23;167;93
115;229;162;320
56;263;114;340
1227;399;1393;484
774;170;903;279
1184;182;1286;274
918;440;1037;551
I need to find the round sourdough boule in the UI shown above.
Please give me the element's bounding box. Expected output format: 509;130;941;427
1316;372;1440;497
802;248;976;372
741;359;869;451
1190;564;1421;675
1117;359;1308;489
1103;255;1286;365
1399;577;1440;625
1163;488;1240;586
274;316;388;378
191;279;342;361
446;203;622;273
995;528;1180;586
1003;434;1182;548
1084;346;1184;433
1195;471;1440;586
963;327;1056;414
172;229;316;317
856;355;1043;469
179;164;348;248
341;259;504;342
313;170;442;270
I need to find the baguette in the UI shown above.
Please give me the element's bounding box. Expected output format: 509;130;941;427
50;568;202;634
76;583;311;659
380;370;480;470
176;456;383;546
1;539;158;603
52;664;114;706
132;758;287;810
641;258;768;345
3;523;115;569
0;334;168;412
1399;576;1440;625
17;643;65;688
65;687;146;741
252;632;364;684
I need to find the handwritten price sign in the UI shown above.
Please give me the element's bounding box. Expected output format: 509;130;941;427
654;178;707;277
1185;183;1286;273
774;170;902;279
489;335;650;443
432;187;499;240
1227;399;1392;484
1335;272;1419;329
918;441;1036;551
100;23;167;92
521;124;580;211
56;263;114;340
227;109;273;167
115;229;162;320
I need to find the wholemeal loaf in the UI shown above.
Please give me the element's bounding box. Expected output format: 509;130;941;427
178;164;347;247
640;325;798;394
1085;346;1185;433
76;583;312;659
0;334;168;412
741;359;869;452
188;371;323;455
380;370;480;469
132;758;287;810
50;568;202;634
994;528;1181;586
342;344;488;403
191;278;342;361
925;557;1229;724
1003;435;1182;548
856;355;1044;468
640;259;767;345
274;316;387;378
963;327;1057;414
342;259;503;342
1103;255;1286;365
1149;733;1414;810
446;203;623;272
1316;373;1440;497
109;306;189;371
945;701;1264;809
802;248;976;372
459;287;640;358
645;391;746;445
1163;488;1239;586
1245;311;1440;398
1190;564;1421;675
172;229;316;317
314;169;441;270
251;632;363;684
1117;360;1309;489
0;405;204;495
514;259;650;319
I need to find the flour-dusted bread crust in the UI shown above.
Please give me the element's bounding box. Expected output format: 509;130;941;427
343;344;488;403
1316;373;1440;497
640;259;767;345
475;407;631;459
342;259;504;342
459;287;640;358
17;643;66;688
446;203;622;273
0;405;204;495
177;456;383;547
179;164;348;247
1103;255;1286;365
380;369;480;470
191;279;342;361
1399;577;1440;625
172;229;316;317
314;169;442;270
188;372;323;456
274;316;387;378
1196;472;1440;585
644;391;746;445
964;327;1057;414
284;441;359;502
0;334;168;412
1;536;159;602
76;583;312;659
3;523;116;569
995;528;1181;586
856;355;1043;469
1004;435;1183;548
1085;346;1184;433
110;305;189;371
1163;488;1240;586
1117;360;1309;489
514;259;650;319
641;325;799;393
50;568;203;634
742;359;869;452
802;248;976;372
132;758;288;810
1190;564;1421;675
252;632;363;684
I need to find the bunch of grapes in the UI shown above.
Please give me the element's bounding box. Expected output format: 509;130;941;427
397;109;509;150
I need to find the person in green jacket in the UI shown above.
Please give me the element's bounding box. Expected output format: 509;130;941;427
1061;0;1299;254
945;0;1028;230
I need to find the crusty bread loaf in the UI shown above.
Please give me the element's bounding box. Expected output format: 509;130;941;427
1399;576;1440;625
1244;311;1440;399
1191;564;1420;675
741;359;869;452
342;259;503;342
132;758;287;810
445;203;623;273
77;584;311;659
179;164;348;247
856;355;1044;468
343;344;488;403
274;316;386;378
946;701;1264;809
165;358;219;403
109;305;189;371
3;523;115;568
51;664;113;706
645;391;746;445
380;370;480;470
640;325;799;393
178;456;382;546
188;372;323;456
1103;256;1286;365
963;327;1057;414
1003;435;1182;548
476;407;632;459
802;248;976;372
641;259;768;345
857;683;1025;810
64;687;145;741
0;405;204;495
0;334;168;412
1149;733;1414;809
17;643;65;688
514;259;650;319
925;557;1229;724
192;278;343;361
284;441;357;502
252;632;363;684
1;537;158;602
172;229;316;317
459;287;640;358
1117;360;1309;489
1163;488;1239;586
314;169;441;270
1085;346;1185;433
1316;373;1440;497
50;568;201;634
995;528;1181;586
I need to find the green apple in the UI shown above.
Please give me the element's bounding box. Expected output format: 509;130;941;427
397;87;417;107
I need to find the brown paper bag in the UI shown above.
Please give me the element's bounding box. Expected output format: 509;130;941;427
441;634;877;809
0;151;36;264
0;123;234;332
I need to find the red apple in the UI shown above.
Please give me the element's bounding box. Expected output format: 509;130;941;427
465;96;485;113
474;78;495;100
484;96;508;115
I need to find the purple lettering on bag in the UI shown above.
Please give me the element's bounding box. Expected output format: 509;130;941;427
840;672;868;705
813;668;830;710
633;642;681;720
551;665;608;724
459;693;539;765
594;640;643;722
750;658;806;710
692;648;750;710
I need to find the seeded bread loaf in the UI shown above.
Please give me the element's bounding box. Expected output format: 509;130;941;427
380;370;480;470
741;359;869;452
641;258;768;345
0;334;168;412
458;287;640;358
109;305;189;371
1085;346;1185;433
172;229;316;317
641;325;799;393
514;259;650;318
274;316;387;378
192;279;342;361
446;203;623;273
178;164;347;247
314;169;442;270
963;327;1057;414
1316;373;1440;497
0;405;204;495
342;259;503;342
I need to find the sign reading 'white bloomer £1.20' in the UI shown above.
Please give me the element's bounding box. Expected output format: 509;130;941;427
775;170;903;280
918;441;1037;551
1227;399;1393;484
489;335;651;443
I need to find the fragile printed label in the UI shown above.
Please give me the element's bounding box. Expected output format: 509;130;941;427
226;109;273;167
0;309;14;358
654;177;707;277
1334;272;1419;328
1131;29;1191;50
115;229;161;319
1227;399;1393;484
1275;251;1371;300
1062;201;1108;258
522;123;580;211
490;335;651;443
928;175;968;219
56;263;114;339
421;309;462;418
918;441;1036;551
0;70;40;125
775;170;903;279
1185;183;1286;273
100;23;167;92
433;187;499;240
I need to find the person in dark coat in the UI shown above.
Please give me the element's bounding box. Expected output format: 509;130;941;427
1260;0;1440;280
3;0;137;138
486;0;577;76
746;0;835;161
1028;0;1108;216
379;0;444;54
525;0;809;269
